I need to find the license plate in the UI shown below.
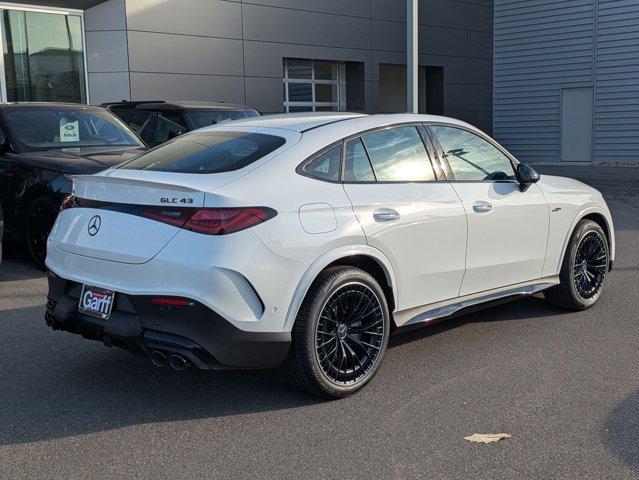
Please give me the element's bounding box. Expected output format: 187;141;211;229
78;285;115;320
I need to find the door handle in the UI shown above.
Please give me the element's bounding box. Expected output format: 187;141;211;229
472;201;493;213
373;208;400;222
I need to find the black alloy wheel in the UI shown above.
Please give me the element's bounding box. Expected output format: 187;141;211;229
545;219;609;310
315;282;385;386
284;266;390;398
573;230;608;300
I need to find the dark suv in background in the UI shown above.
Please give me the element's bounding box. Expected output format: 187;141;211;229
103;101;260;148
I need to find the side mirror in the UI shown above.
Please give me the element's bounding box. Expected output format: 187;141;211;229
516;163;540;191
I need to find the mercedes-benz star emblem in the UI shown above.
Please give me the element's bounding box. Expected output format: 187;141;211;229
87;215;101;236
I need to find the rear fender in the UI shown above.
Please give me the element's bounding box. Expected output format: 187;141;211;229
283;245;398;332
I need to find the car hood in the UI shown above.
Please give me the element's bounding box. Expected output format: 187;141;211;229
10;147;146;174
536;174;600;195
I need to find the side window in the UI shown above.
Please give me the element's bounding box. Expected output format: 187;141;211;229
361;126;435;182
153;112;187;145
344;138;375;181
128;111;153;135
430;125;515;181
302;145;342;182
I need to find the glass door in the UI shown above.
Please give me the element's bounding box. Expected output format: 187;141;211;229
1;7;87;103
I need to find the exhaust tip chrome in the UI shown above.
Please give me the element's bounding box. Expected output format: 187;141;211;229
150;350;168;367
169;354;191;371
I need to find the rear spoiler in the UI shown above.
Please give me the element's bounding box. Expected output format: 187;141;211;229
71;175;202;193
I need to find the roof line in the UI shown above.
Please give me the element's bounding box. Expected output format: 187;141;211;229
299;115;367;133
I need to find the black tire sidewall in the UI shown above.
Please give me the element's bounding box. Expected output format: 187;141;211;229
565;221;609;308
297;267;390;397
25;196;59;269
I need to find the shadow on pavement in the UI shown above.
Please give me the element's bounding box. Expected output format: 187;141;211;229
0;306;322;446
603;389;639;474
0;295;563;447
390;295;562;348
0;241;44;282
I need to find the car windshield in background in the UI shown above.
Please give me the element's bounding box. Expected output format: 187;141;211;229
118;131;285;174
187;109;260;129
5;108;143;152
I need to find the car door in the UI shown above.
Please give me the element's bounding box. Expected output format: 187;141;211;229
427;124;549;296
342;124;467;313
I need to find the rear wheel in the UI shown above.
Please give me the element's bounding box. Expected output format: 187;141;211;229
25;196;59;270
284;266;390;398
545;219;609;310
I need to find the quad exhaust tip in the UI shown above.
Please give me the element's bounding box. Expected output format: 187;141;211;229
150;350;191;370
169;354;191;371
150;350;168;367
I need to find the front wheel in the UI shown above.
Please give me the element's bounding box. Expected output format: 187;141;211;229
283;266;390;398
545;219;609;310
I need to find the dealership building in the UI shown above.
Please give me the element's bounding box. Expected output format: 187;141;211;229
0;0;493;134
1;0;638;164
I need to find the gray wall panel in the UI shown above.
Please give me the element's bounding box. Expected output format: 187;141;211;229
86;30;129;72
130;73;246;103
84;0;125;31
127;31;244;76
242;4;371;49
494;0;595;163
85;0;129;104
244;0;371;17
245;76;283;113
88;72;130;104
594;0;639;163
84;0;494;131
420;0;467;30
126;0;242;38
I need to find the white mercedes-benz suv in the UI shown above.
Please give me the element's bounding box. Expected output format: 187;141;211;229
45;113;614;397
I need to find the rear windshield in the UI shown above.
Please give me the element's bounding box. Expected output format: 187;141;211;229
117;131;285;174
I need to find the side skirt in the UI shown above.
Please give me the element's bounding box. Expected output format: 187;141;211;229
393;276;560;329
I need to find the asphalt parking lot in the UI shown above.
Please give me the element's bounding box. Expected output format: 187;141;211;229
1;165;638;479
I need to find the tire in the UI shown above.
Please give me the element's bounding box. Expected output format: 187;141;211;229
544;219;609;311
283;266;391;398
25;195;59;270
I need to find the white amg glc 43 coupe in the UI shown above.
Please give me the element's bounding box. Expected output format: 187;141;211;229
45;113;614;397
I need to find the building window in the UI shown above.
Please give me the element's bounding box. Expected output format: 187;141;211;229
283;58;344;113
1;8;87;103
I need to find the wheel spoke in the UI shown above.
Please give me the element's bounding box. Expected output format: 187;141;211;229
573;231;608;300
314;282;385;385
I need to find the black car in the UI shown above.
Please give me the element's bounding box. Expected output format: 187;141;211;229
103;100;260;148
0;103;146;268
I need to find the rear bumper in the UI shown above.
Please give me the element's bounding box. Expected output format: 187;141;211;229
45;271;291;369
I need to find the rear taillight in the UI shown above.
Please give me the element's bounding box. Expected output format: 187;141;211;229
132;205;194;228
184;207;275;235
134;206;276;235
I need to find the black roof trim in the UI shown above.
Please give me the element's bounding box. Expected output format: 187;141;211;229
299;116;363;133
102;100;256;111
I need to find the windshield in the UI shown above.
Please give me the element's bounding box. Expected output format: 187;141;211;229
4;107;143;152
117;130;285;174
186;109;260;129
